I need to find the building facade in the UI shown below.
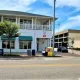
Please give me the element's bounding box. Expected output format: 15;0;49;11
0;10;54;53
54;29;80;48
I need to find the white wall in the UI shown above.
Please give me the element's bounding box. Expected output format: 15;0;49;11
0;29;52;53
19;29;52;50
19;29;52;38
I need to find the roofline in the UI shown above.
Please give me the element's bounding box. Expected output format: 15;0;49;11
0;14;53;19
55;30;69;35
55;29;80;35
0;10;54;19
68;29;80;33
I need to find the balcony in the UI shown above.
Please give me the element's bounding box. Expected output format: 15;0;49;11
20;24;32;30
20;24;51;31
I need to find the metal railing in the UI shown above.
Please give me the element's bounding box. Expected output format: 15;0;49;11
20;24;32;30
20;24;52;30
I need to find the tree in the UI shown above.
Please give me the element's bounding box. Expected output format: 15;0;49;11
0;21;19;54
0;22;6;36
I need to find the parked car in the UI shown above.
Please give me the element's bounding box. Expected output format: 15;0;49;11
57;46;68;53
57;46;62;52
67;46;73;49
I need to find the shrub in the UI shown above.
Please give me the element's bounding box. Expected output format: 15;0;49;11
72;48;80;51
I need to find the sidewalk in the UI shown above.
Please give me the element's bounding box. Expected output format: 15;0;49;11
0;52;62;60
56;52;80;57
0;51;80;60
68;49;80;56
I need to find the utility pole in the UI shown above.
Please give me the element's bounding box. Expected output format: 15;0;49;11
53;0;56;56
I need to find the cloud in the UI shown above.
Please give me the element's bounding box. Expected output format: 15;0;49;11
56;15;80;32
30;7;53;16
44;0;80;10
0;0;36;11
56;0;80;9
43;0;80;32
18;0;36;6
43;0;53;7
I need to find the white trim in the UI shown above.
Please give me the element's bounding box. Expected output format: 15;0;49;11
35;18;37;29
16;17;18;24
50;38;51;47
1;16;3;22
49;19;50;30
33;18;36;50
32;18;33;29
18;17;20;27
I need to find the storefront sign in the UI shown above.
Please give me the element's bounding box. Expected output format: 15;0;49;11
43;30;46;37
43;34;46;37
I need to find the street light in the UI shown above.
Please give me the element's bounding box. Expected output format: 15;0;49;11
53;0;56;56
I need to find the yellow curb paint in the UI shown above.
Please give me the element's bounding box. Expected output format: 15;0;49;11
0;64;80;68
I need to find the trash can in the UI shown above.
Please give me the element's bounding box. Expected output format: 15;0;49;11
45;47;53;56
48;52;53;56
47;47;53;56
27;50;31;56
32;49;35;56
0;49;3;55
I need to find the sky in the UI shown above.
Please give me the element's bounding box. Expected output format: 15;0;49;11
0;0;80;32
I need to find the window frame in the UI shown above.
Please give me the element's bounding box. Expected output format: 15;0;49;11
2;40;15;49
4;17;16;23
19;41;31;49
20;19;32;24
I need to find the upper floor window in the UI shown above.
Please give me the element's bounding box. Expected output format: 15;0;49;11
4;17;16;23
20;19;32;24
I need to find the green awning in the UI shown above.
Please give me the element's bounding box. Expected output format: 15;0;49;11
19;36;33;41
1;36;15;40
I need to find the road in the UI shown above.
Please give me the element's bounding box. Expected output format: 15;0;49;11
0;54;80;80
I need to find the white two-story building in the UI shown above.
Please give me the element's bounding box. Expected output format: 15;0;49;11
0;10;54;53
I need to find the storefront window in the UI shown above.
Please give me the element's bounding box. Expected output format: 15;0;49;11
19;41;23;49
19;41;31;49
2;40;15;49
28;41;31;49
4;17;16;23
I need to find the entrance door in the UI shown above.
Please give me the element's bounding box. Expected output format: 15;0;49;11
37;38;49;51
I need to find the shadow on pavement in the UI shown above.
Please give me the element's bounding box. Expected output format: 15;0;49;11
57;52;80;57
35;55;62;57
0;55;62;60
0;51;64;60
